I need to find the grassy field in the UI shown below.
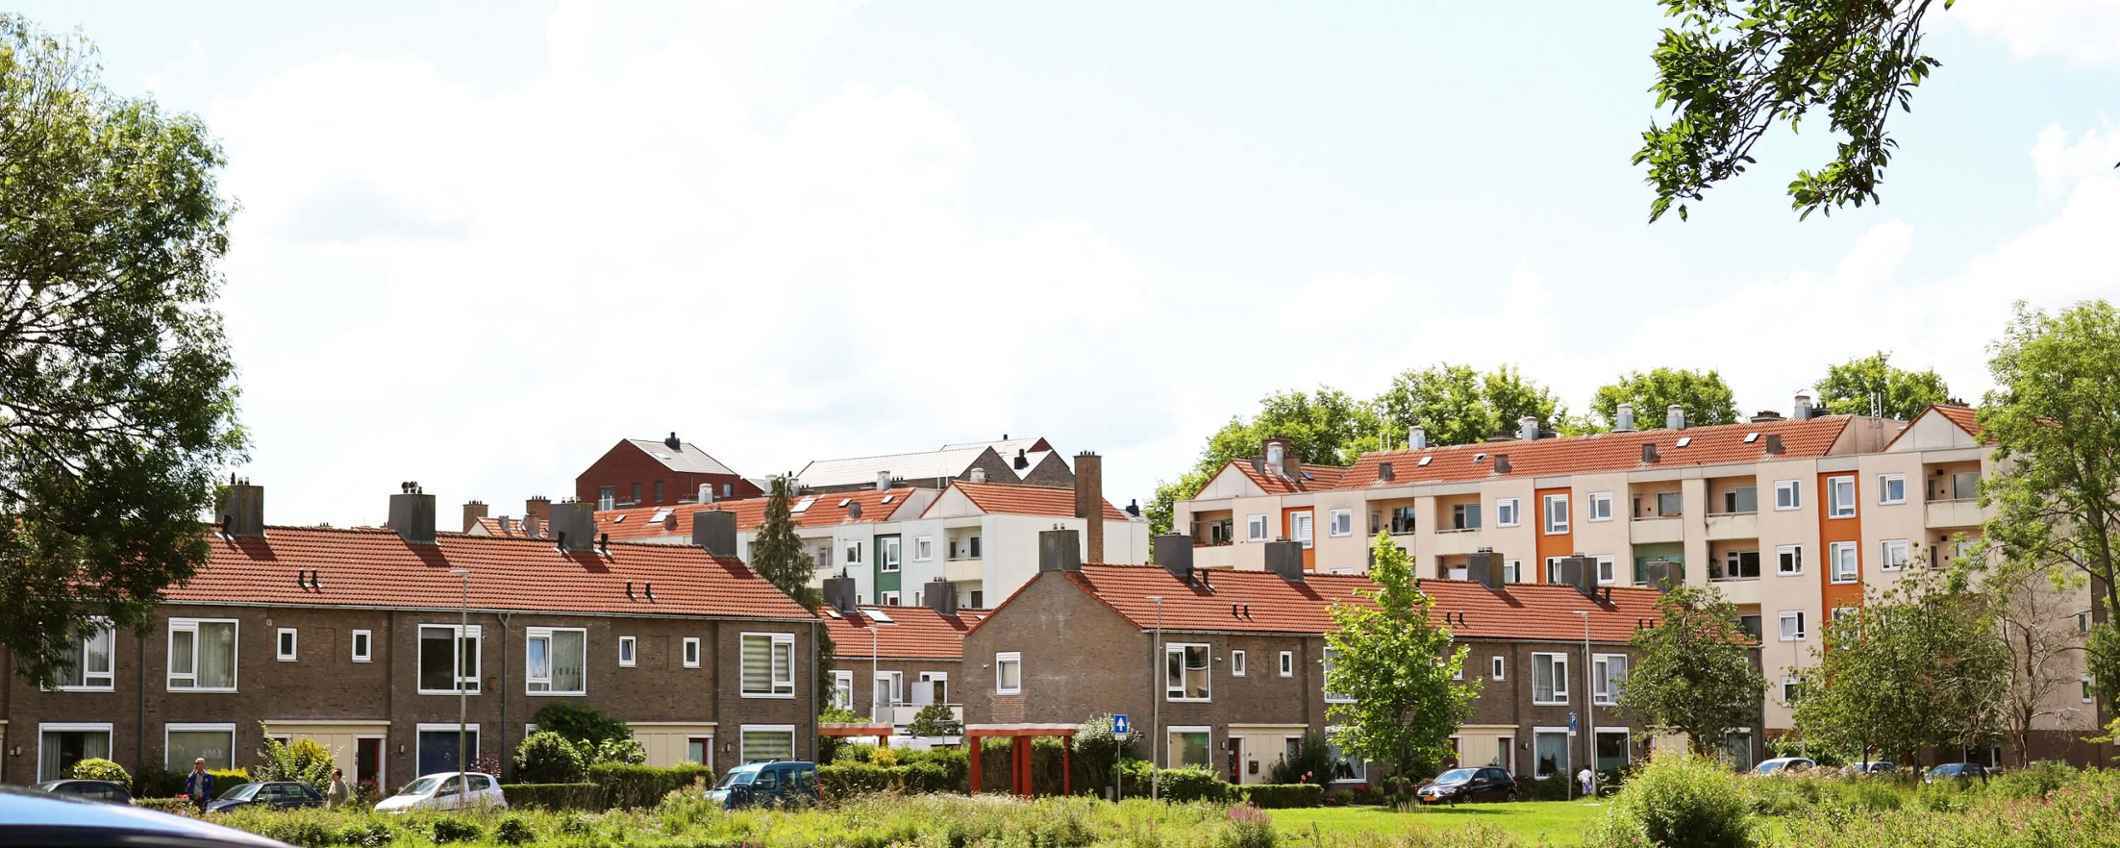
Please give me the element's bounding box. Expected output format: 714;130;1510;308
1271;800;1604;845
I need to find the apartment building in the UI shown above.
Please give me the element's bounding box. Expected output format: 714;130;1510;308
1170;401;2104;762
818;580;980;733
573;433;762;508
3;484;820;788
960;532;1736;787
794;435;1073;494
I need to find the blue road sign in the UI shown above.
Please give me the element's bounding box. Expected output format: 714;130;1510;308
1568;711;1578;734
1113;714;1131;736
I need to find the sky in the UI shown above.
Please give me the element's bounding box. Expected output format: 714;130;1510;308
18;1;2120;527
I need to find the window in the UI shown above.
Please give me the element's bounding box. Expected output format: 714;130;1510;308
1593;654;1628;705
1166;643;1210;701
2087;676;2097;704
1491;656;1505;680
526;627;587;695
995;652;1022;694
844;542;862;564
1654;491;1683;517
1596;555;1617;586
417;625;480;694
1534;730;1569;779
598;485;616;504
914;537;933;561
55;624;115;691
1830;542;1859;583
1245;514;1268;541
1828;476;1857;518
1781;676;1803;704
1168;728;1212;769
168;619;239;692
1490;735;1514;772
873;671;905;707
1278;650;1294;677
1324;732;1368;783
1503;560;1522;584
1290;512;1314;548
1323;648;1354;702
741;633;796;697
1543;494;1569;534
831;671;854;710
1451;503;1481;530
739;726;796;764
1532;653;1568;704
1544;556;1565;584
1776;544;1803;576
1879;474;1907;505
722;483;733;498
880;591;900;606
654;480;665;504
1717;550;1761;580
682;637;702;668
1389;506;1417;534
1722;486;1759;514
687;737;713;767
39;723;114;781
1738;614;1764;641
630;483;641;504
351;629;372;663
617;636;637;668
1881;539;1910;571
1328;509;1353;537
1774;480;1802;511
880;537;902;572
165;723;236;771
1779;611;1807;641
1588;492;1613;522
1231;650;1247;677
276;628;298;662
1495;498;1521;527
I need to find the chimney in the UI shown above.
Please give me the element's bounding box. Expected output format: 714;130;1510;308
924;577;958;615
1750;410;1784;423
496;515;513;535
698;483;714;504
388;482;437;545
1615;403;1636;432
1154;533;1194;580
1264;541;1305;581
691;510;736;557
1466;550;1505;591
1517;416;1540;441
525;496;552;525
1125;499;1141;518
1013;449;1029;471
664;431;681;451
968;467;988;484
1793;393;1814;421
875;470;892;492
1641;443;1660;464
822;572;858;614
216;478;266;538
1378;462;1395;482
1665;404;1686;430
1560;554;1597;597
1763;434;1785;455
520;514;542;539
1493;454;1512;475
1410;426;1428;451
1074;451;1104;560
548;501;595;552
460;500;488;534
1039;528;1082;573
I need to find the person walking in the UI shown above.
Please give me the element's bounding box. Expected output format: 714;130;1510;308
326;767;352;809
1575;766;1595;799
183;758;215;812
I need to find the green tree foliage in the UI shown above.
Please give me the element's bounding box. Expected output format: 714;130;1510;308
1589;368;1740;430
748;475;838;703
68;757;130;785
1266;731;1335;788
1635;0;1950;221
255;735;335;793
905;703;961;738
1324;533;1479;780
1791;569;2008;766
0;15;247;686
1146;387;1382;536
590;737;646;766
1815;352;1952;420
1618;586;1766;756
529;704;631;752
1375;364;1563;448
513;731;588;783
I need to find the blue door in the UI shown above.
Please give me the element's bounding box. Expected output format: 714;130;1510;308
418;729;478;777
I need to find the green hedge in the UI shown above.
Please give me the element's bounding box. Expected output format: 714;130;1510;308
132;797;195;815
817;760;963;802
503;782;600;810
585;763;715;809
1115;762;1234;803
1235;783;1324;808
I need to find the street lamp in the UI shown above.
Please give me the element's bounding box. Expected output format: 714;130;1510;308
450;567;472;796
1575;609;1593;801
1147;595;1164;802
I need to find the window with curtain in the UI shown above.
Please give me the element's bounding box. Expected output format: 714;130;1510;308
1532;653;1567;704
168;619;237;691
741;633;794;696
418;625;481;693
526;628;586;694
1165;644;1210;701
165;726;235;770
38;727;111;781
57;624;115;690
1593;655;1628;705
740;728;794;763
1534;731;1569;779
1169;730;1210;768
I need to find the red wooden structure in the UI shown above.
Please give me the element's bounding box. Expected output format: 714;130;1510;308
818;721;893;748
964;723;1079;797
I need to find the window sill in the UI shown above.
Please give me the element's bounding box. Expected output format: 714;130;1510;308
416;688;481;696
1532;700;1568;707
996;689;1022;696
53;686;116;693
1711;577;1760;583
682;663;701;669
168;686;240;694
1827;513;1857;520
741;691;797;699
351;658;372;664
526;690;587;697
1830;578;1859;585
1777;572;1805;578
1166;696;1212;703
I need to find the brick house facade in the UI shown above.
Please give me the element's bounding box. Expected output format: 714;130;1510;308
576;435;761;507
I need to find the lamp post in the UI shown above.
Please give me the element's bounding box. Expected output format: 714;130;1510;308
451;567;472;795
1147;595;1164;802
1576;609;1593;800
871;618;882;726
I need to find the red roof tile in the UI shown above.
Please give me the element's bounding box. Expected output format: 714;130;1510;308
822;606;984;660
1052;564;1661;644
1334;416;1855;488
590;488;922;542
472;516;537;538
1225;461;1354;495
1935;404;1982;438
941;480;1129;521
168;526;813;620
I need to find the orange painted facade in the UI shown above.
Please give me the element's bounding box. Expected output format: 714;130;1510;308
1281;507;1316;570
1817;471;1865;618
1533;487;1574;584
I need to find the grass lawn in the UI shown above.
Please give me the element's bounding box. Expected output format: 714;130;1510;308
1271;800;1607;845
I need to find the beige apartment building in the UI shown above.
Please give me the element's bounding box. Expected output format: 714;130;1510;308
1171;400;2104;762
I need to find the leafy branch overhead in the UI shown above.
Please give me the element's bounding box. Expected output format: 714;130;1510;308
1635;0;1949;221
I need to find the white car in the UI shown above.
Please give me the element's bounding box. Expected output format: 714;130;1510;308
1752;757;1816;776
374;772;507;813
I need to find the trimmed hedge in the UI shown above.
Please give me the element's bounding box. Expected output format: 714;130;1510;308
132;797;195;815
817;759;963;802
503;782;600;810
1116;762;1234;803
585;762;715;809
1235;783;1324;808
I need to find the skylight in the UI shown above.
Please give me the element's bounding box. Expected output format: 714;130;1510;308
837;498;851;508
648;509;671;523
1418;456;1433;467
1675;437;1693;448
867;609;895;624
1742;432;1760;444
881;495;894;504
1473;453;1487;463
610;514;626;523
823;609;841;619
791;496;815;513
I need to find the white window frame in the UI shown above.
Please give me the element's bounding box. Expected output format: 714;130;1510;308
1532;652;1569;705
1543;494;1570;534
275;628;298;663
1165;642;1212;702
739;632;796;698
1776;544;1804;576
995;651;1022;695
1278;650;1294;678
880;591;901;606
617;635;637;668
1167;726;1214;770
1881;539;1910;571
1781;676;1802;704
1504;560;1522;584
168;618;239;693
54;623;116;692
1774;480;1802;511
1588;492;1613;522
164;722;237;772
737;724;796;765
1322;726;1368;784
881;537;902;573
918;670;949;704
1779;610;1807;642
1592;654;1628;706
1231;649;1247;677
1246;514;1268;541
1878;473;1907;505
1596;555;1618;586
831;670;855;710
525;626;588;696
1328;509;1353;537
415;624;481;695
682;637;702;669
1495;498;1521;528
1533;728;1570;780
1829;542;1859;584
844;541;862;565
874;670;905;706
1491;655;1505;680
2086;676;2097;704
1828;475;1857;518
1290;511;1314;549
37;722;114;782
351;629;373;664
414;722;481;774
914;536;933;562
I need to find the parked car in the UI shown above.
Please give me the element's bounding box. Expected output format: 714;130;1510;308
0;787;289;848
31;779;133;805
1414;767;1516;804
1925;762;1990;784
206;781;324;814
1753;757;1816;775
374;773;507;813
1847;761;1897;777
704;761;818;809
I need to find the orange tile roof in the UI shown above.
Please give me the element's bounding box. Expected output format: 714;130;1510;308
941;480;1129;521
822;606;985;660
1227;461;1353;495
1934;404;1982;438
1042;564;1660;644
1334;416;1855;488
168;525;813;620
591;488;922;542
472;516;539;538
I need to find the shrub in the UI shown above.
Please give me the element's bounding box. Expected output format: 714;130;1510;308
430;817;483;844
131;797;194;815
906;703;962;737
336;821;393;848
1988;760;2074;800
514;731;589;783
1592;753;1752;848
1236;783;1325;808
819;762;901;801
254;736;336;793
501;782;599;810
556;813;595;836
902;760;954;794
1149;766;1232;803
209;768;253;799
587;762;715;809
494;816;536;846
135;766;184;797
1516;773;1571;802
1911;778;1978;813
70;757;132;786
1266;731;1335;788
1219;805;1276;848
590;736;647;766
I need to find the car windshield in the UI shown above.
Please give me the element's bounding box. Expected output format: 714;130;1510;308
1435;769;1478;785
1931;765;1961;775
398;776;447;796
715;770;757;789
217;783;259;801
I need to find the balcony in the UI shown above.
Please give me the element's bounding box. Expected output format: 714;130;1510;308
1430;529;1481;556
1926;499;1983;529
944;558;983;583
1704;511;1759;541
884;703;962;729
1630;517;1683;544
1194;544;1239;570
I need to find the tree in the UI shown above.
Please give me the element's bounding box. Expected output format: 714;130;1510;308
1324;533;1480;783
1588;368;1740;431
1374;364;1564;448
255;735;336;793
1146;387;1382;536
905;703;961;738
1988;564;2090;768
0;15;247;686
1815;352;1952;420
1617;585;1765;756
513;731;589;783
1634;0;1949;221
749;475;840;703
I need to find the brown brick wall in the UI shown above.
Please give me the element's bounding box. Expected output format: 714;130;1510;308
826;658;963;716
574;443;760;506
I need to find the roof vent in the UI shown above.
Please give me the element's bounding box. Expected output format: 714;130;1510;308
1666;405;1686;431
1473;452;1487;464
1410;426;1427;451
876;470;892;492
1493;454;1512;475
698;483;714;504
1793;393;1815;421
969;467;988;484
1126;498;1141;518
1517;416;1540;441
1614;403;1636;432
1264;541;1305;581
1763;434;1785;455
1378;462;1395;482
1641;443;1660;464
1040;528;1083;573
664;432;681;451
1013;449;1029;470
1750;410;1784;423
847;501;863;520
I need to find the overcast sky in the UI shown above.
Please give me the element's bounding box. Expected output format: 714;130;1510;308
21;1;2120;527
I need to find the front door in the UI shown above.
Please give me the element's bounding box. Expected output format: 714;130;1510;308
355;737;383;795
1226;738;1243;784
417;728;478;779
1282;509;1316;570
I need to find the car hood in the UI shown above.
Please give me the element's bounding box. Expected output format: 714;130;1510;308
374;794;426;811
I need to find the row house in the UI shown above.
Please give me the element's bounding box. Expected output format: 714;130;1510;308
1170;401;2104;762
570;433;763;509
794;435;1074;495
818;582;980;732
959;531;1746;787
2;483;820;790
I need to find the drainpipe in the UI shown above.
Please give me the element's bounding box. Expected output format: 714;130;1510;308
137;629;147;777
499;612;510;781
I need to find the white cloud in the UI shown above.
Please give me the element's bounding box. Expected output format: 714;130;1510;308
2030;123;2120;201
1953;0;2120;66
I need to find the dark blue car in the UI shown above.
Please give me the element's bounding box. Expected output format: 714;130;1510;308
704;761;818;809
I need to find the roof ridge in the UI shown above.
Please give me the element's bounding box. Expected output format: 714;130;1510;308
1352;414;1858;462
